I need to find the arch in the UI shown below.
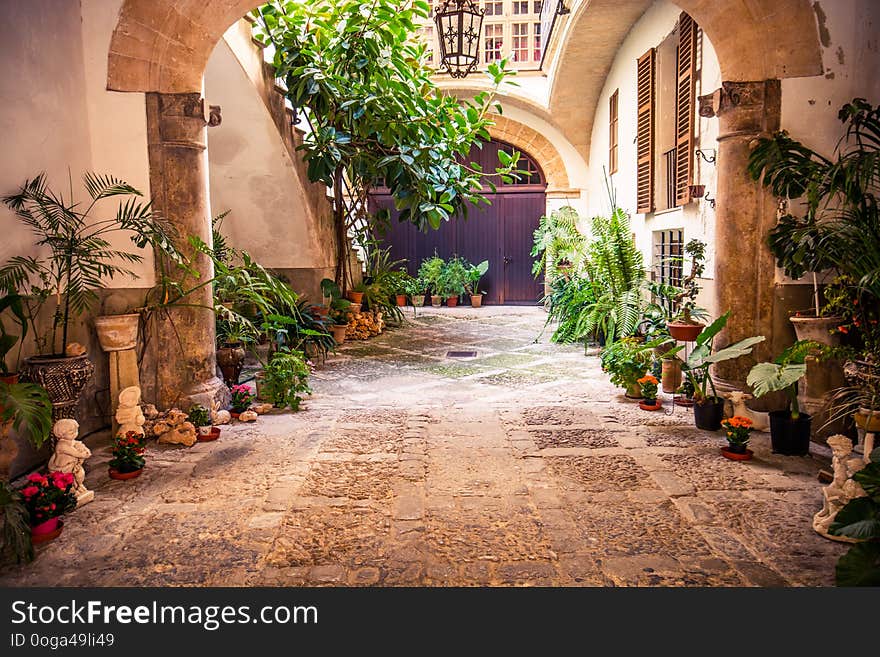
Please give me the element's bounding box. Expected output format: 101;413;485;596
488;114;570;192
545;0;823;157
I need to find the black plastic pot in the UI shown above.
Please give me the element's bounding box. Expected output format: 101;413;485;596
768;410;812;455
693;397;724;431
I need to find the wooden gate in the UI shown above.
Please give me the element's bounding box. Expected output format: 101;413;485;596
370;140;546;305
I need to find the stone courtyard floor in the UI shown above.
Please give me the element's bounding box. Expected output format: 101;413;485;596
0;306;846;586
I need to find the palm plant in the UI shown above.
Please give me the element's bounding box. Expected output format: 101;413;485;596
1;482;32;564
0;381;53;450
531;206;586;279
0;173;180;356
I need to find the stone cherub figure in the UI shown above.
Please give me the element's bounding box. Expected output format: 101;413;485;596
813;434;866;541
115;386;145;437
48;418;94;506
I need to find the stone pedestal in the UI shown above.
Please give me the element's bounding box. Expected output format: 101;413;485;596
700;81;782;388
108;349;139;435
145;92;226;410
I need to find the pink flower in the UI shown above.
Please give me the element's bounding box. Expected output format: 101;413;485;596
50;503;56;510
21;486;39;498
27;473;44;483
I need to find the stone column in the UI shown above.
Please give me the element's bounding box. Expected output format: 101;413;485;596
700;81;782;388
145;92;226;410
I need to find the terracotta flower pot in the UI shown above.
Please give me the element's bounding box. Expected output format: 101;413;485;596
431;296;442;307
667;321;705;342
197;426;221;442
230;411;242;420
346;291;364;304
625;382;643;400
94;313;140;352
216;342;246;387
395;294;407;306
446;296;459;307
470;295;483;308
31;517;63;544
330;325;347;344
661;359;682;393
639;399;662;411
412;295;425;307
109;467;143;480
721;446;753;461
789;315;844;347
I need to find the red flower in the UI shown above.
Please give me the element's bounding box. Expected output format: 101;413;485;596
21;486;39;498
838;325;849;334
26;473;43;483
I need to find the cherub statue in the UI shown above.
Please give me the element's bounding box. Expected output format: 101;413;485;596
116;386;145;438
813;434;866;540
48;419;94;506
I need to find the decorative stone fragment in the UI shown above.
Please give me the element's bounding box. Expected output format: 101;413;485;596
142;403;159;420
48;419;94;506
813;434;866;541
154;408;197;447
64;342;86;357
251;403;273;415
238;410;258;422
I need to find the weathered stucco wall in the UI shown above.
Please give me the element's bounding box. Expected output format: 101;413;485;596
205;27;336;302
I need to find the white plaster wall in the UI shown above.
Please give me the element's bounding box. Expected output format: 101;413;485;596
0;0;155;291
0;0;94;272
205;38;334;270
584;0;720;318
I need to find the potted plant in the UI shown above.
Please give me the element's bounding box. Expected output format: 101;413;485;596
346;282;366;304
187;403;218;441
675;378;696;407
464;259;489;307
109;430;146;480
19;471;76;544
747;340;820;455
406;277;426;308
637;374;661;411
0;291;28;385
828;446;880;586
0;173;178;421
720;416;754;461
0;380;53;482
0;481;33;562
261;349;312;411
599;337;657;399
418;254;445;307
216;321;254;387
682;312;765;431
438;257;468;307
667;239;708;342
229;384;255;418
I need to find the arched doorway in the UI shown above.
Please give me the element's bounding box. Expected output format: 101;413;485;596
370;140;547;305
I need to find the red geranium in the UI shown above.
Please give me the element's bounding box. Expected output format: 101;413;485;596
20;471;77;524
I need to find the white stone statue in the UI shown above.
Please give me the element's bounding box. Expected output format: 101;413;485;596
48;419;94;506
211;400;231;426
813;434;867;541
115;386;145;438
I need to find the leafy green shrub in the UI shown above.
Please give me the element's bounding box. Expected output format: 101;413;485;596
262;350;312;411
187;404;211;428
599;337;654;390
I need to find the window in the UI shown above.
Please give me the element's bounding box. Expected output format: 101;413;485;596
499;146;543;185
512;23;529;62
533;22;541;60
484;24;504;62
512;1;529;14
652;229;684;289
534;1;543;12
484;1;503;16
609;90;619;174
423;26;434;65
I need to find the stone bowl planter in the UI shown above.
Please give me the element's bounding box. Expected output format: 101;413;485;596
94;313;140;351
789;315;843;346
20;353;94;421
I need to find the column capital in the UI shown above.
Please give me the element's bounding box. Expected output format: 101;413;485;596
699;80;781;140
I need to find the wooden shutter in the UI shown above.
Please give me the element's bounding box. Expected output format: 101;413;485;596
675;12;698;206
636;49;655;214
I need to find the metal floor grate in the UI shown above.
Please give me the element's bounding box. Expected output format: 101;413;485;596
446;351;477;358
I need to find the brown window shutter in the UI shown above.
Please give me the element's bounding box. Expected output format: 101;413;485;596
636;49;655;214
675;12;698;206
609;90;619;174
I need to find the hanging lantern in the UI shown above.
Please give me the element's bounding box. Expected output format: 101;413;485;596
434;0;484;78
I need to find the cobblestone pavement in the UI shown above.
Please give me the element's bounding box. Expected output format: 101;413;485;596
0;306;846;586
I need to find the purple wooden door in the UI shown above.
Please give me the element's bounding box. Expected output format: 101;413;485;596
370;141;546;305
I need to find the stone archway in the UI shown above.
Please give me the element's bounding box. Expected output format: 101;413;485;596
487;115;570;194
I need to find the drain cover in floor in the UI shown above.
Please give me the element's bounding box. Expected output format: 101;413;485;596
446;351;477;358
